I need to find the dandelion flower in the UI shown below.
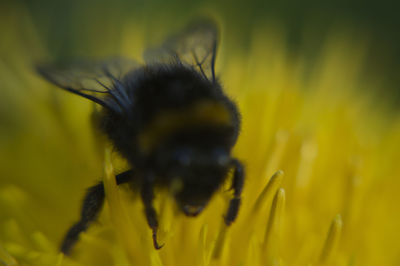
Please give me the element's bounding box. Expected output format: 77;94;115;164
1;7;400;266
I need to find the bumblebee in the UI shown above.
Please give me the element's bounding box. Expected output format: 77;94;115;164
38;21;244;254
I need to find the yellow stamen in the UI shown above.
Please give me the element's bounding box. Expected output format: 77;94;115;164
31;231;54;252
262;130;289;181
252;170;284;215
319;214;343;264
103;148;153;266
198;225;210;266
55;253;64;266
212;222;228;260
263;188;286;256
295;139;318;189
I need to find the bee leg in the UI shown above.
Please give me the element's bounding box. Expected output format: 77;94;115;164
60;170;133;255
225;159;245;226
141;176;164;250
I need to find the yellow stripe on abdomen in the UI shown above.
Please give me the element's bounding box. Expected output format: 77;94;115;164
137;100;232;154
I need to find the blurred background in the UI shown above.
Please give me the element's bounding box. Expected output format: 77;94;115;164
0;0;399;265
3;0;400;101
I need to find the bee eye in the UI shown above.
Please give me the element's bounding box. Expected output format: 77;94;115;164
173;148;192;166
213;148;229;166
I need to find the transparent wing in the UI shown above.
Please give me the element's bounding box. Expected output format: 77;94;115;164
37;57;139;113
143;20;219;82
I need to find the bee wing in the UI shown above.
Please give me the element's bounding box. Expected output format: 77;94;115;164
37;57;139;113
144;21;219;82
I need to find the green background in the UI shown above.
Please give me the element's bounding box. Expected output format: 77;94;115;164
9;0;400;105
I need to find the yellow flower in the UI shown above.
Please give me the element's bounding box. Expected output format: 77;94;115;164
1;6;400;266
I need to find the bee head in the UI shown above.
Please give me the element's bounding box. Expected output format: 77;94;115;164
166;146;231;216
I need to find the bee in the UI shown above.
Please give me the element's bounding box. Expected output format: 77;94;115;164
37;21;244;255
